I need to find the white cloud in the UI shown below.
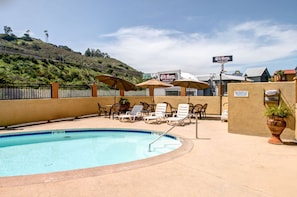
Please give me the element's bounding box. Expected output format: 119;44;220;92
95;21;297;75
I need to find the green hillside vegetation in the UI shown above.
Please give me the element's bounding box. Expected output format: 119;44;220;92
0;32;143;86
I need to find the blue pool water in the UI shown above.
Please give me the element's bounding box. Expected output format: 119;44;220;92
0;129;182;177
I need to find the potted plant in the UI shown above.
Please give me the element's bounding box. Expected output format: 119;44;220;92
119;97;130;112
265;104;292;144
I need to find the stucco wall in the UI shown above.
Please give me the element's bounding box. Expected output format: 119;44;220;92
0;96;221;127
154;96;224;115
228;81;296;140
0;98;101;126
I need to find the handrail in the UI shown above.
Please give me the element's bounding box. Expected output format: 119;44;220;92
148;125;176;152
148;117;188;152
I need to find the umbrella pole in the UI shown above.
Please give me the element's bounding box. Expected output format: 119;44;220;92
195;114;199;139
114;83;117;104
114;88;116;104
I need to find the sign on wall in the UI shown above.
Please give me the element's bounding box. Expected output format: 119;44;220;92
159;73;178;83
234;90;249;97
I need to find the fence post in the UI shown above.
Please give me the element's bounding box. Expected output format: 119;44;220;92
295;78;297;103
51;82;59;99
91;84;98;97
294;78;297;140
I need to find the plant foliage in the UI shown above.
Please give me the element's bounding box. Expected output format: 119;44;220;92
265;104;292;118
119;97;130;105
0;33;143;86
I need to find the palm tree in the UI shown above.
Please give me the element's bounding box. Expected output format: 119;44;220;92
44;30;49;42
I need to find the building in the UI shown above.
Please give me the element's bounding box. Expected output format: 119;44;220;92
157;70;203;96
143;70;208;96
242;67;271;82
197;74;252;96
282;69;296;81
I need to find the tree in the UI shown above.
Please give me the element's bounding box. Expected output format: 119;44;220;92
4;26;13;35
84;48;91;57
93;49;100;57
3;26;16;41
233;70;242;76
84;48;109;58
44;30;49;42
23;29;32;41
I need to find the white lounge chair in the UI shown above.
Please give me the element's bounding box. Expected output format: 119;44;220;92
143;103;167;124
221;103;228;122
118;105;143;122
167;104;190;126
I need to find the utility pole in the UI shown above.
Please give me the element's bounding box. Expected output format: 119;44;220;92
212;55;233;115
219;63;224;115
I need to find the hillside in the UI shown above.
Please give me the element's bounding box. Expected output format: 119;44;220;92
0;33;143;86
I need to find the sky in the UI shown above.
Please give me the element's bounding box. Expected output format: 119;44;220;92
1;0;297;76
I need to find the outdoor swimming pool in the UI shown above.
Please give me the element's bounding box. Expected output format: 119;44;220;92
0;128;182;177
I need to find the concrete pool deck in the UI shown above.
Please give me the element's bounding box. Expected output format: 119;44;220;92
1;116;297;197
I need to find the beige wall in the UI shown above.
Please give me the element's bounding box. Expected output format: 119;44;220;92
1;81;296;141
0;98;101;126
0;96;221;127
153;96;224;115
0;82;297;139
228;81;296;140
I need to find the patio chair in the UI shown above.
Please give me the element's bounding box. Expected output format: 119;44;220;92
118;105;144;122
143;103;167;124
97;102;108;116
221;103;228;122
201;103;208;119
188;102;194;117
166;104;190;126
109;103;121;119
140;101;153;114
188;103;194;113
193;104;203;119
163;102;177;117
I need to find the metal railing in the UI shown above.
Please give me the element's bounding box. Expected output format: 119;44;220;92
0;83;147;100
58;84;91;98
148;124;177;152
0;83;51;100
148;115;198;152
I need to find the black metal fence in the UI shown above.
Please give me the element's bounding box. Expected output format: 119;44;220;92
0;83;93;100
0;83;52;100
0;83;147;100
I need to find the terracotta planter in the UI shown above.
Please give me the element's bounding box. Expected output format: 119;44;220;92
266;116;286;144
